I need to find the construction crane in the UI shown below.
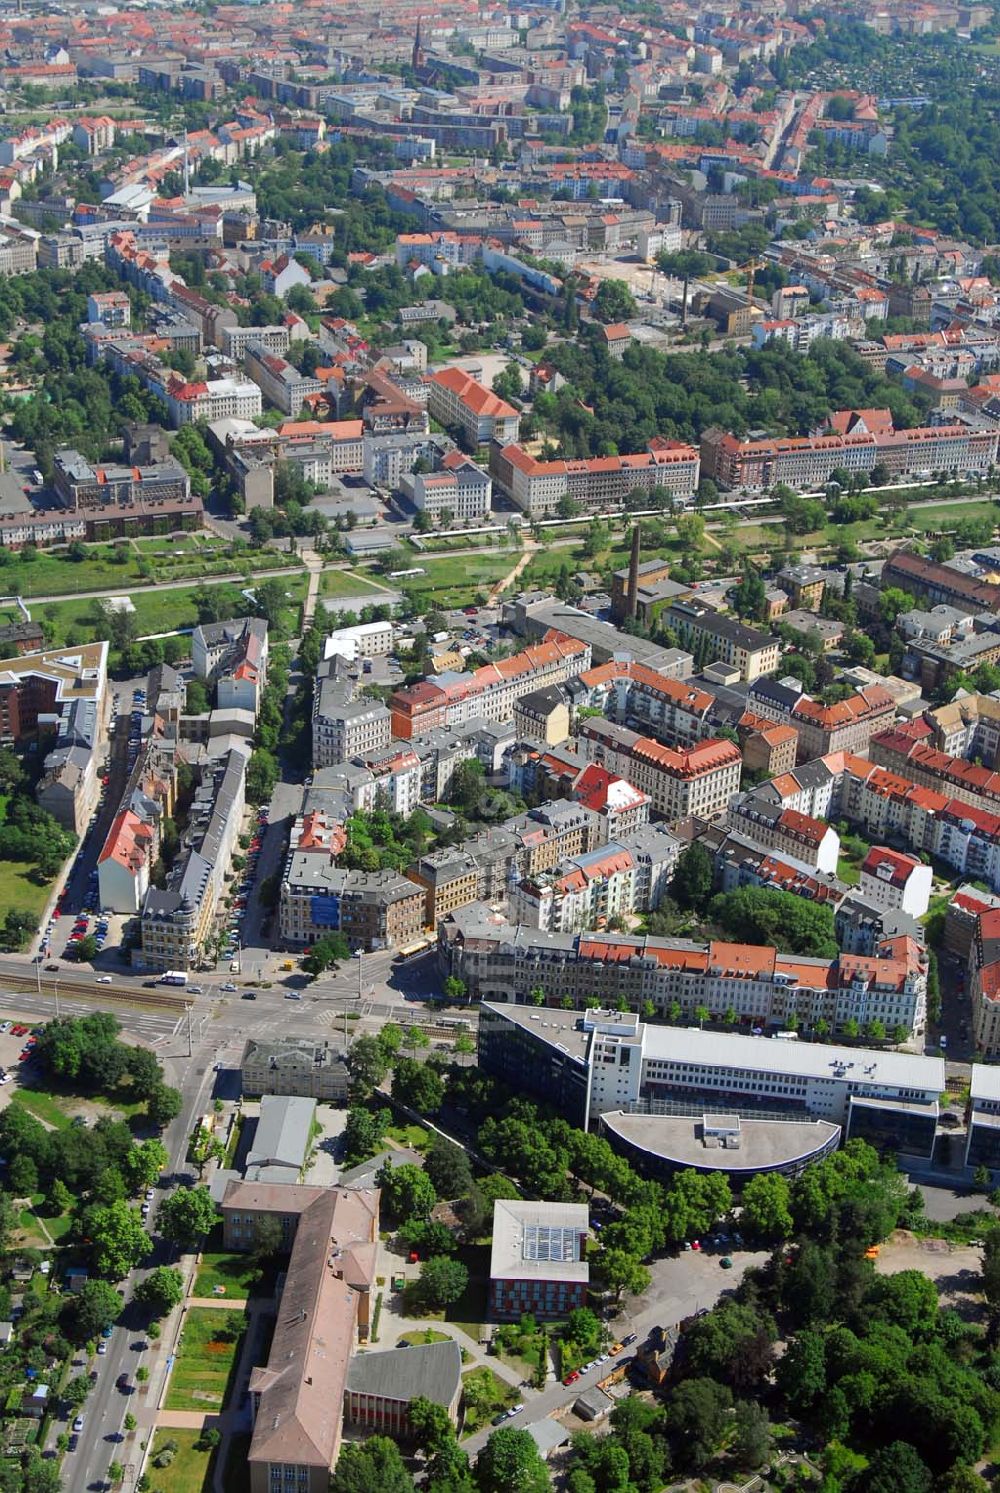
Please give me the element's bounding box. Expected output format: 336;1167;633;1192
740;257;768;304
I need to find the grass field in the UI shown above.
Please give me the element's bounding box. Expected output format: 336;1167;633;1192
193;1227;273;1300
35;573;309;647
318;567;393;600
146;1428;217;1493
385;1122;430;1151
399;1328;451;1345
0;860;51;923
10;1090;75;1130
906;499;999;533
165;1308;245;1413
0;537;299;602
390;554;513;609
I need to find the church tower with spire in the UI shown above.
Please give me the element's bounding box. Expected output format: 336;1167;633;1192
412;16;425;73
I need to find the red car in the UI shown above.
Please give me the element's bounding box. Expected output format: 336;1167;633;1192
562;1371;580;1386
11;1025;26;1037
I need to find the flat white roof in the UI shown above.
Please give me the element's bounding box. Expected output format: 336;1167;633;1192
970;1064;1000;1104
489;1198;590;1284
643;1025;945;1093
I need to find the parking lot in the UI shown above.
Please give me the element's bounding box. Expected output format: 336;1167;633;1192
0;1021;44;1110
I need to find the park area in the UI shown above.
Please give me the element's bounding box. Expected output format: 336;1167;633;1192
193;1228;272;1300
164;1307;245;1413
459;1366;519;1437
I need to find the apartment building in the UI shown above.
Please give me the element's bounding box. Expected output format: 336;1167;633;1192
490;438;700;518
576;665;716;747
313;654;392;767
0;641;111;834
665;600;781;683
240;1037;350;1103
389;632;590;739
726;794;841;874
221;324;291;361
577;721;740;822
511;824;680;933
881;548;1000;616
736;711;799;778
97;809;155;914
245;344;323;415
324;622;393;664
870;724;1000;819
404;453;492;520
924;693;1000;766
960;901;1000;1060
140;746;247;971
191;617;269;717
859;846;933;919
426;366;520;448
489;1200;589;1321
279;859;424;950
700;420;999;492
747;678;897;762
408;800;600;926
471;973;934;1131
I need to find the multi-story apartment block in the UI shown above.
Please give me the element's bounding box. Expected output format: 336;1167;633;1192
312;654;392;768
881;548;1000;616
220;324;291;362
140;746;247;971
245;344;323;415
240;1037;350;1103
426;366;520;448
97;808;155;914
726;794;841;874
859;846;933;919
701;419;999;492
924;693;1000;765
279;854;424;951
870;723;1000;819
577;722;741;823
490;438;700;518
736;711;799;778
665;600;781;682
404;452;492;520
576;665;716;747
476;1002;942;1165
511;823;681;933
390;633;589;739
747;678;897;762
192;617;268;717
86;290;130;327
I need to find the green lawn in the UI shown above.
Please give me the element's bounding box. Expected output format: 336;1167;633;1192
192;1228;270;1299
906;499;999;533
10;1090;75;1130
165;1307;245;1413
399;1328;451;1345
145;1428;218;1493
385;1122;430;1152
36;573;309;647
0;537;299;602
0;859;51;923
319;567;393;600
389;554;513;609
460;1366;519;1437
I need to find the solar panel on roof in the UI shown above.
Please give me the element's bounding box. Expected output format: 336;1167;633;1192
522;1224;580;1263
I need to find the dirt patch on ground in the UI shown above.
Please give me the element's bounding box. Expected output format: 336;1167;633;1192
874;1230;986;1319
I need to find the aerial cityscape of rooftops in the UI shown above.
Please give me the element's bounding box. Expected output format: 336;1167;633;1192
3;0;1000;1490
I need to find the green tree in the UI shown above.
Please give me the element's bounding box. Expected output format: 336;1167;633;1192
392;1056;445;1114
303;932;351;974
155;1186;217;1246
63;1376;91;1409
684;1299;776;1391
475;1426;550;1493
595;1246;651;1302
741;1171;793;1242
858;1442;932;1493
417;1255;468;1309
593;279;637;324
733;1400;771;1469
83;1200;152;1280
121;1138;169;1196
377;1162;436;1222
666;1377;733;1472
424;1137;474;1200
409;1395;456;1455
343;1106;390;1165
330;1437;415;1493
147;1084;182;1128
671;842;714;912
70;1279;122;1341
346;1035;391;1101
134;1266;185;1318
